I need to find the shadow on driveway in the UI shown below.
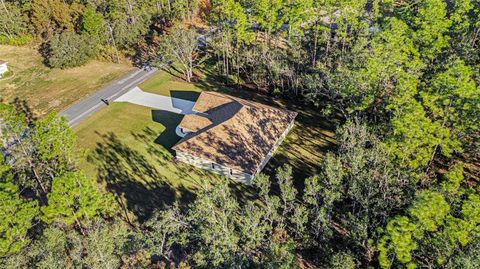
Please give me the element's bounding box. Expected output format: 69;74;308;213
170;90;201;102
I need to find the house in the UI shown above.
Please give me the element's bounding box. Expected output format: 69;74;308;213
0;60;8;77
173;91;297;184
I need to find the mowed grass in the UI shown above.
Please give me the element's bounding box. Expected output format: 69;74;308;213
139;66;235;100
0;45;134;116
74;102;222;222
140;67;338;180
74;67;336;221
139;69;203;101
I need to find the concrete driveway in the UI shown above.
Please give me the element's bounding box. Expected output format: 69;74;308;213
115;87;195;114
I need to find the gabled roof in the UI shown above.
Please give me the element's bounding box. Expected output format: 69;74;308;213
173;92;297;174
179;114;213;132
192;92;232;113
0;60;7;65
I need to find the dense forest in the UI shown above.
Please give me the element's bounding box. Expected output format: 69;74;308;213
1;0;479;268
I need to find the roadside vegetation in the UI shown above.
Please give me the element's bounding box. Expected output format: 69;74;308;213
0;0;479;268
0;45;133;115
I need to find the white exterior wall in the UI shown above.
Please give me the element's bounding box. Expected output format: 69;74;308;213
175;151;253;184
0;63;8;76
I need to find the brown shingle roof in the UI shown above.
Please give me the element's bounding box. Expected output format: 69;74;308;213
173;92;297;174
179;114;213;132
192;92;232;113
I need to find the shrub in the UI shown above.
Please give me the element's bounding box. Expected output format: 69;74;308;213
328;251;357;269
44;32;96;69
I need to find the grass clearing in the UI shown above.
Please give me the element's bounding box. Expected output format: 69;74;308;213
75;67;336;221
0;45;134;116
139;68;204;101
74;102;223;222
140;67;338;180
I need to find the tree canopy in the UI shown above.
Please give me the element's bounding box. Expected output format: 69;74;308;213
0;0;479;267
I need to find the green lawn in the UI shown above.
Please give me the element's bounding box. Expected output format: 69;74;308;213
74;102;223;222
139;66;245;100
139;67;338;180
75;67;336;221
0;45;134;116
139;69;203;101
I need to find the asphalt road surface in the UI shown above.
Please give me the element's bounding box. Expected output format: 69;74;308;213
59;67;158;127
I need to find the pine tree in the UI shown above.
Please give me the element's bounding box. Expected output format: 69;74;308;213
0;180;38;256
81;5;106;41
41;172;114;227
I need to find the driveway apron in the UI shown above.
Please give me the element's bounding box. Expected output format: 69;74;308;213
115;87;195;114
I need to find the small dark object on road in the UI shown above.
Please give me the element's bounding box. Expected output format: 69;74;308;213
101;98;110;105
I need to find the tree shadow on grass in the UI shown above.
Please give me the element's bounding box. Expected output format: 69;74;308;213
228;181;259;203
9;97;37;124
263;120;337;195
131;126;172;165
192;70;339;189
193;71;260;100
184;68;340;196
162;66;186;81
88;131;194;223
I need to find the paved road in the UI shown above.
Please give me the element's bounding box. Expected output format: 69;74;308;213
59;67;159;127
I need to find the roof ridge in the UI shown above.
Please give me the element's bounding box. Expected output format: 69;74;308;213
172;99;244;150
172;91;297;174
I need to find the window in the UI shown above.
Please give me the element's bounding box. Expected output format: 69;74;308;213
211;163;215;169
229;169;233;176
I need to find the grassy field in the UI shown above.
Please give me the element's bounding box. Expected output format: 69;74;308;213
0;45;134;116
139;67;338;181
74;102;224;222
139;69;204;101
75;67;336;221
